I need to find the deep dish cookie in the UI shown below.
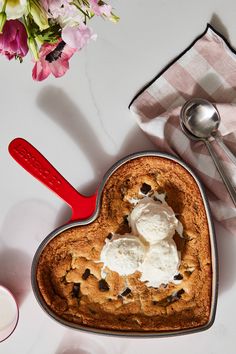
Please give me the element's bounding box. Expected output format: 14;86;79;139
36;156;212;332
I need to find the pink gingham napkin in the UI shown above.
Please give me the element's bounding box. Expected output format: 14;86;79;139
129;25;236;232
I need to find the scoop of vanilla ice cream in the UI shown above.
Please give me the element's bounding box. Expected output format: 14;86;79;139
100;234;146;276
128;197;179;244
139;239;180;287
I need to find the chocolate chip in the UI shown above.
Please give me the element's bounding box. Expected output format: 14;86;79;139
167;295;173;303
98;279;109;292
107;233;113;240
174;273;183;280
72;283;80;298
123;215;129;224
140;183;152;194
152;289;185;307
82;268;90;280
177;289;185;297
168;289;185;302
121;288;131;297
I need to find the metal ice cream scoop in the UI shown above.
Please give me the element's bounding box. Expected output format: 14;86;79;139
180;98;236;165
180;98;236;207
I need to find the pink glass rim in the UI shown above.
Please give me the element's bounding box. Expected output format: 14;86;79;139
0;285;19;343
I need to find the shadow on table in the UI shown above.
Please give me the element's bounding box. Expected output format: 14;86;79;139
210;13;229;41
0;199;57;305
214;220;236;295
36;85;156;227
0;247;31;306
56;349;88;354
55;331;109;354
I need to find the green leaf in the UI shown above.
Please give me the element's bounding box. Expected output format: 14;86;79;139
36;24;61;44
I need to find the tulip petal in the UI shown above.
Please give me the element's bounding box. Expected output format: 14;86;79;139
0;20;28;59
32;60;50;81
32;39;76;80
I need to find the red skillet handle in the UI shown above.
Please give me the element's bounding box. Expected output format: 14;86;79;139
8;138;97;221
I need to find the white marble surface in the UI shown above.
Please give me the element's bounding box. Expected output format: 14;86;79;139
1;0;236;352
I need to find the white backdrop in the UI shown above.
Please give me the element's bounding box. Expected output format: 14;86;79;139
1;1;236;353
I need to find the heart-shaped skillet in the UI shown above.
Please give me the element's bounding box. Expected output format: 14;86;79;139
9;138;218;337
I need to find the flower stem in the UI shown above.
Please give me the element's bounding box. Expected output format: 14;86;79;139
22;15;30;36
23;15;39;60
0;0;7;33
72;1;92;20
1;0;7;12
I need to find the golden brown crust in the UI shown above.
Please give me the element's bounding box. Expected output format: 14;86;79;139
36;156;212;332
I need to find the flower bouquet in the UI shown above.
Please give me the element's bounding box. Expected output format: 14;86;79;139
0;1;118;81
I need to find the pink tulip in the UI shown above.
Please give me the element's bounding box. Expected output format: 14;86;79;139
0;19;28;60
32;39;76;81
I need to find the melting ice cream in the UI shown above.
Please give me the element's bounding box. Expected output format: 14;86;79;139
100;195;182;287
139;240;180;287
100;234;146;276
128;197;179;244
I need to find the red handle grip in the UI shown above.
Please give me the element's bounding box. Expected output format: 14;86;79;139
8;138;97;221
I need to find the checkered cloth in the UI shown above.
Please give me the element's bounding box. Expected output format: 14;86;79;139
129;25;236;232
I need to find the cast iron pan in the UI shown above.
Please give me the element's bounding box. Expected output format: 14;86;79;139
8;138;218;337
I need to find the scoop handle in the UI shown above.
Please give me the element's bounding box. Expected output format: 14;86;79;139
8;138;97;221
215;134;236;166
205;140;236;206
